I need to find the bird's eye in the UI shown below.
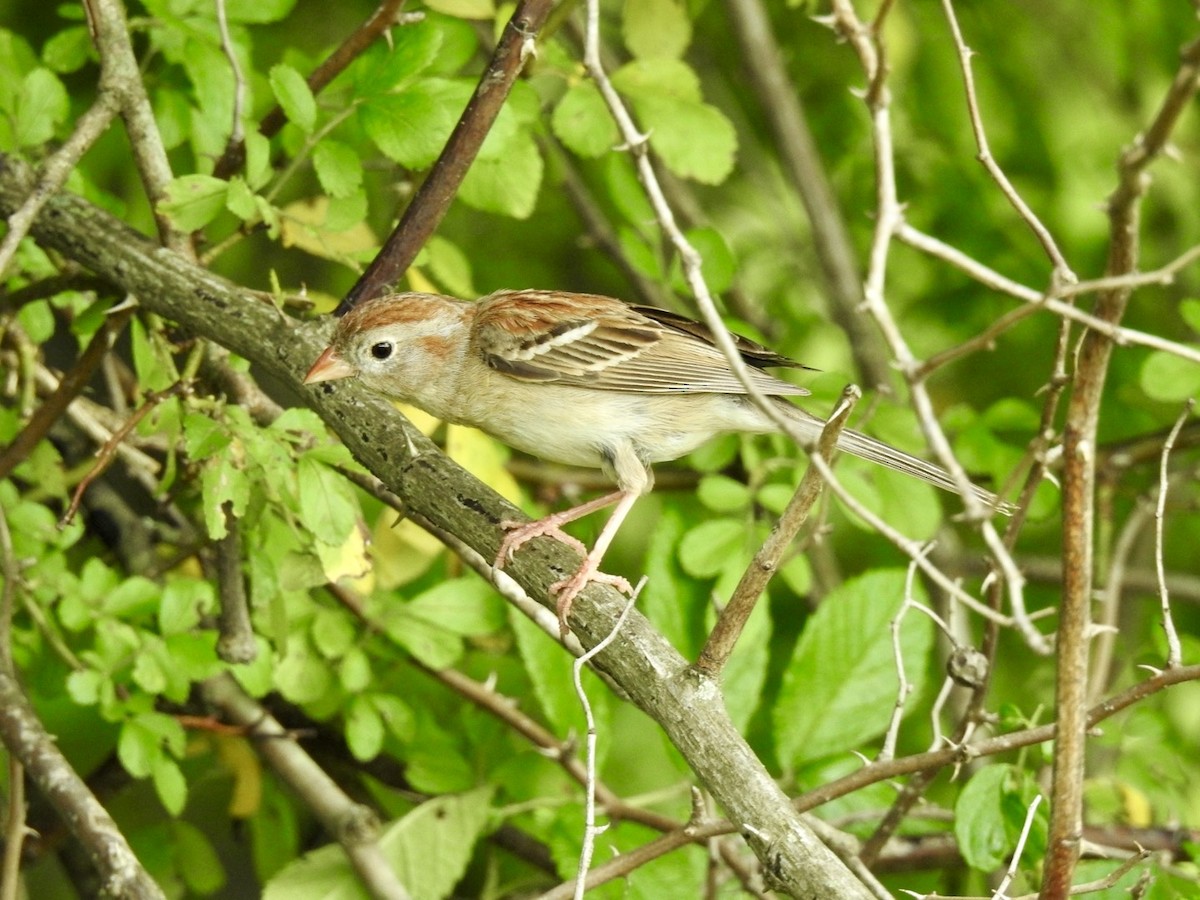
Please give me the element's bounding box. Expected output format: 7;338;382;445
370;342;393;360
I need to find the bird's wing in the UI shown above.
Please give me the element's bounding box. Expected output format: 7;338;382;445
471;290;811;396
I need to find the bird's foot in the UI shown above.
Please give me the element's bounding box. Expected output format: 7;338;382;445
494;518;589;569
551;565;633;637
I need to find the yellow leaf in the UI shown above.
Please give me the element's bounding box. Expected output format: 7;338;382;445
446;425;521;503
279;197;377;265
315;522;373;590
372;513;444;588
216;735;262;818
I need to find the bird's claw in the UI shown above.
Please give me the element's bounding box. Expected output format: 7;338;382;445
494;518;589;569
551;567;633;637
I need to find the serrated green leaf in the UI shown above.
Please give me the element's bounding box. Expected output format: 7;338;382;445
102;576;160;619
312;140;363;199
612;58;701;101
360;80;465;168
15;67;68;146
269;64;316;133
955;765;1015;871
297;456;357;546
354;20;444;96
552;81;618;158
775;569;933;765
681;226;737;294
633;94;737;184
458;129;543;218
678;518;746;578
160;174;230;232
624;0;692;60
1140;349;1200;403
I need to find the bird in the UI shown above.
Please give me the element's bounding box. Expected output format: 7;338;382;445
304;289;1007;633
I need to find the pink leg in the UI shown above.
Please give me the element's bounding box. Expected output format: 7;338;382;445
549;489;641;635
493;490;625;569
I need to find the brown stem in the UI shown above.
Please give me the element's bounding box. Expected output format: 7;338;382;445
336;0;555;315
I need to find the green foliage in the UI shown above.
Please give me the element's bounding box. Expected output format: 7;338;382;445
3;0;1200;897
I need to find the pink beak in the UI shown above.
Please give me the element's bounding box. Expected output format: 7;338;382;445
304;346;358;384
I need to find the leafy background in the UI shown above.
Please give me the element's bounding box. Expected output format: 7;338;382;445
1;0;1199;897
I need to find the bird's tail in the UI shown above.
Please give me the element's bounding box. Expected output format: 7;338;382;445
780;403;1012;514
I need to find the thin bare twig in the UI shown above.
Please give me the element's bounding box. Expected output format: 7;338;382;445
694;386;859;676
571;586;641;900
1154;401;1191;669
337;0;553;314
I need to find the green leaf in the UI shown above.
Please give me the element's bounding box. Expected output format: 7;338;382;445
312;140;363;199
354;20;444;95
458;128;544;218
680;226;737;294
339;647;372;693
697;474;752;514
311;607;356;658
43;26;92;74
955;765;1016;871
274;644;333;705
262;789;492;900
153;756;188;816
775;569;934;765
552;81;618;158
424;235;476;298
159;578;214;635
372;695;415;742
269;64;316;134
386;610;462;669
678;518;747;579
345;695;385;761
172;821;226;894
223;0;298;23
360;80;465;168
623;0;692;60
160;174;230;232
380;788;493;894
633;93;738;184
201;455;250;540
510;607;611;736
184;412;232;460
297;456;358;546
1180;298;1200;334
406;578;504;636
611;58;701;101
15;68;68;146
424;0;495;18
1140;349;1200;403
780;553;812;596
718;588;770;731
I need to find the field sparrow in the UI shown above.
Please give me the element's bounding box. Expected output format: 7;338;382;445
305;290;1006;632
